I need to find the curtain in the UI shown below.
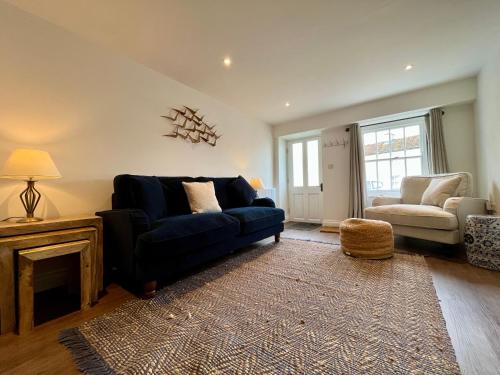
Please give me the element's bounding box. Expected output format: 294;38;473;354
425;108;449;174
348;123;366;218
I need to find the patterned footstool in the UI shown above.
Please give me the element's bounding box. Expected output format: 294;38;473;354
340;218;394;259
464;215;500;271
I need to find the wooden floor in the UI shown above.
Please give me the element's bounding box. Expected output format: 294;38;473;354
0;230;499;374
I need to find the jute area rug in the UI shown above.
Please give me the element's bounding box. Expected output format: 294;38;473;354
61;239;460;374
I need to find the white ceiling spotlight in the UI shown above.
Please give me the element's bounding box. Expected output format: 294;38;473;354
223;56;232;67
285;102;291;107
405;64;414;71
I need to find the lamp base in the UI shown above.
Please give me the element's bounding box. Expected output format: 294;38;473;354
17;217;43;223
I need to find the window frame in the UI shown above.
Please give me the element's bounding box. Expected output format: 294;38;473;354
361;117;428;197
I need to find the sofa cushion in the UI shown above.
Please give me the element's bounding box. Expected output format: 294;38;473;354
228;176;257;207
364;204;458;230
182;181;222;213
136;213;240;258
224;207;285;234
129;176;167;221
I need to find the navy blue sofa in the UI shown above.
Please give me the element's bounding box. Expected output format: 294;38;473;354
97;175;284;297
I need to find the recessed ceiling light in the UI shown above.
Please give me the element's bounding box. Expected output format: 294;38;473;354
223;57;232;67
285;102;291;107
405;64;414;71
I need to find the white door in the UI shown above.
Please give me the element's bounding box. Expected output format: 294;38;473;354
288;137;323;223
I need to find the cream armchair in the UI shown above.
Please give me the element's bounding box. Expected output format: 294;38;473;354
364;172;487;244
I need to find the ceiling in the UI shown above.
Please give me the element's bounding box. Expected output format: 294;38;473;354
6;0;500;124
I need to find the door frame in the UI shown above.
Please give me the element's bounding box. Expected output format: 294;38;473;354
286;136;323;223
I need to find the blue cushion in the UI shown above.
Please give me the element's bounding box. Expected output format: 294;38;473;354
228;176;257;207
223;207;285;234
129;176;166;221
136;213;240;258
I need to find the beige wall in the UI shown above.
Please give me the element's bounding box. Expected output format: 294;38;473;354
476;48;500;211
442;102;478;193
0;3;273;219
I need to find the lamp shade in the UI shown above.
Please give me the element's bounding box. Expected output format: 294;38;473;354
1;149;61;180
249;177;264;190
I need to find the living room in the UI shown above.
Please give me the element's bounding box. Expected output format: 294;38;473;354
0;1;499;374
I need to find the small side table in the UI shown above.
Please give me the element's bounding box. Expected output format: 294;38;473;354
464;215;500;271
0;215;103;335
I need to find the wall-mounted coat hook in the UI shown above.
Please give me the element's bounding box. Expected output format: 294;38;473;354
323;137;349;149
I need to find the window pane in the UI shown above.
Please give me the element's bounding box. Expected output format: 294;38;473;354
406;157;422;176
307;140;319;186
363;132;377;160
391;158;405;190
292;143;303;187
377;160;391;190
405;125;421;156
377;130;390;159
390;127;405;158
365;161;378;191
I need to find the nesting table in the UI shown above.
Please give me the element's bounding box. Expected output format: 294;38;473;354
0;216;103;335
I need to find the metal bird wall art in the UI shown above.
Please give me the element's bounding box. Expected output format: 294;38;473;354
162;106;222;147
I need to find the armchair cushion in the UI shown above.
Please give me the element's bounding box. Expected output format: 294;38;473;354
364;204;458;230
421;176;462;207
401;177;432;204
372;196;402;207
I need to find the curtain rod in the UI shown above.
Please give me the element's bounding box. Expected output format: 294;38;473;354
359;110;444;128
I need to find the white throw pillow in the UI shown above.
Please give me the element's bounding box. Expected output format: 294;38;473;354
182;181;222;213
420;176;461;208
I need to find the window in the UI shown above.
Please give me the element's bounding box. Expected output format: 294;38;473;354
306;140;320;186
362;117;427;196
292;142;303;187
290;138;321;188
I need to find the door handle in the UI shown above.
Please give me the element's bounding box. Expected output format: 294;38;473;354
320;183;323;192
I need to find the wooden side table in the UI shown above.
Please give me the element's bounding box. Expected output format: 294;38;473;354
0;215;103;335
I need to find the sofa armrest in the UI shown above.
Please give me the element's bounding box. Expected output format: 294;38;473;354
95;209;151;283
251;197;276;208
371;196;402;207
443;197;488;242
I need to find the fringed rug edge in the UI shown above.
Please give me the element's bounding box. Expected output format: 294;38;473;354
59;328;116;375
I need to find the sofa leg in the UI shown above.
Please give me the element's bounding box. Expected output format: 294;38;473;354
275;233;280;243
142;280;157;299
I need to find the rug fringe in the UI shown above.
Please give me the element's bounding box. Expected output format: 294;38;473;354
59;328;115;375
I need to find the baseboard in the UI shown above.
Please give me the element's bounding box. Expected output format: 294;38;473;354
321;219;342;227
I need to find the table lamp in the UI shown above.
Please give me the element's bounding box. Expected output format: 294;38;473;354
1;149;61;222
249;177;264;190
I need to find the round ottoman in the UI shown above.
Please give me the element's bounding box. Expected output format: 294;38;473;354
340;218;394;259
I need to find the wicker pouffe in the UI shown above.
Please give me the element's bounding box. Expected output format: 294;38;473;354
340;218;394;259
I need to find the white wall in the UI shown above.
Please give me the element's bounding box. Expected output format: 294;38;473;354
320;127;351;225
476;48;500;211
274;77;476;137
0;2;273;219
442;103;478;193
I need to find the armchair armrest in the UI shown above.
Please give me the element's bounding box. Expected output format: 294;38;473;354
371;196;402;207
443;197;488;242
251;197;276;208
95;209;151;283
